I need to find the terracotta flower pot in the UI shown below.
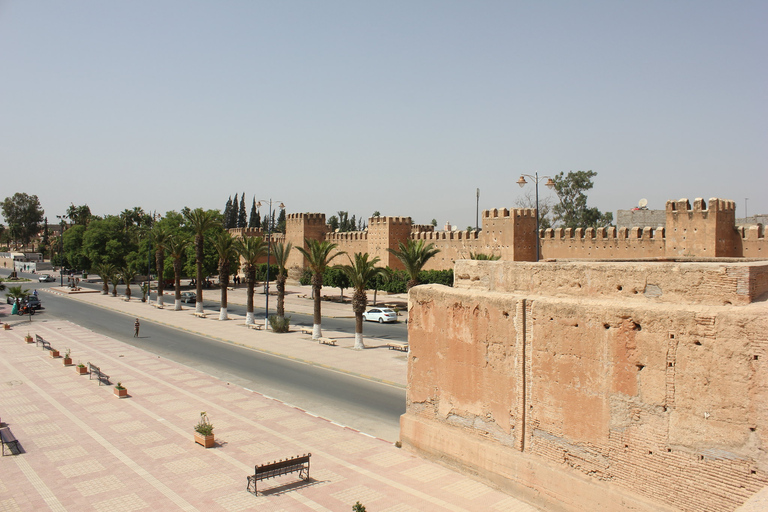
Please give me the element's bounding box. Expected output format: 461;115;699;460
114;388;128;398
3;324;10;330
194;432;215;448
25;336;34;343
50;350;60;358
75;366;88;375
63;357;72;366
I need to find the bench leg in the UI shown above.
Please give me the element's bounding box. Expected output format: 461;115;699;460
246;475;257;494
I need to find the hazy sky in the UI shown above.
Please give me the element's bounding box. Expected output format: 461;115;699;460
1;1;765;229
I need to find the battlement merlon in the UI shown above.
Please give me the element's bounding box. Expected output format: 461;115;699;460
482;208;537;219
286;213;326;223
665;197;736;213
368;216;413;225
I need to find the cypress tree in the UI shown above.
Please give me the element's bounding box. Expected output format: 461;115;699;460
237;193;247;228
224;197;233;228
248;197;258;228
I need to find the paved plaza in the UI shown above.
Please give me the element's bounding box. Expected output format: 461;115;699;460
0;285;542;512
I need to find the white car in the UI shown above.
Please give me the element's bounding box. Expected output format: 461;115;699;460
38;274;55;282
362;308;398;323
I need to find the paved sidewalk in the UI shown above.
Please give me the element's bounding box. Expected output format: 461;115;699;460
0;313;541;511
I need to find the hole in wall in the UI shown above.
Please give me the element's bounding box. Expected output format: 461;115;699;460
502;311;509;318
750;427;756;432
669;333;675;339
603;323;610;330
649;451;653;455
667;448;671;452
617;285;623;291
636;364;645;371
632;322;641;331
753;355;759;360
694;340;702;346
751;470;757;475
668;362;674;367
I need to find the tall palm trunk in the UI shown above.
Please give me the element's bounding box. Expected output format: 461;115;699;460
276;273;286;317
245;265;255;325
219;261;229;320
156;249;165;307
173;259;182;310
195;234;204;314
352;288;367;350
311;272;323;339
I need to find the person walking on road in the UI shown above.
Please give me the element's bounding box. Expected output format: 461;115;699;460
134;318;140;337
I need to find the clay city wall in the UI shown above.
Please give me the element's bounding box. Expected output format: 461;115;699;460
401;259;768;512
230;198;768;275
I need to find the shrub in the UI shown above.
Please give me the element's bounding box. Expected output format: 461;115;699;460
194;411;214;436
268;315;291;333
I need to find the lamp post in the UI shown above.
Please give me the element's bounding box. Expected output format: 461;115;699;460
476;188;480;231
516;173;555;262
256;200;285;329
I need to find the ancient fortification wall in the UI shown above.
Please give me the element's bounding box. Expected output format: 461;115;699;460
231;198;768;275
401;260;768;512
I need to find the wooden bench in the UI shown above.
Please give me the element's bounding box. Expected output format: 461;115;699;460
246;453;311;495
0;427;20;456
35;334;51;351
299;327;313;335
87;362;110;386
317;337;337;346
387;342;409;352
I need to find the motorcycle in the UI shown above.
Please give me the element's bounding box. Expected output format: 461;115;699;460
17;304;35;316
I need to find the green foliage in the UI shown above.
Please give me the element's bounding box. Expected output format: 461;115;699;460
352;502;366;512
387;239;441;289
1;192;45;247
62;224;89;270
254;263;278;281
299;269;312;285
469;252;500;260
323;266;351;295
6;285;31;302
66;204;93;226
268;315;291;333
551;170;613;229
194;411;214;436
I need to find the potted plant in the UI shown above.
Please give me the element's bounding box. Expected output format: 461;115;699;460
75;362;88;375
193;411;215;448
114;382;128;398
25;332;33;343
63;348;72;366
3;323;9;330
50;347;60;358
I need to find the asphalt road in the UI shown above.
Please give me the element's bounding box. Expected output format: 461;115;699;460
2;270;406;440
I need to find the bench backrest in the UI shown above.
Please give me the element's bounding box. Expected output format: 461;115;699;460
88;362;100;372
255;454;311;477
35;334;43;342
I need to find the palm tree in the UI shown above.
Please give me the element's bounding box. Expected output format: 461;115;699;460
166;235;191;311
120;266;134;300
109;268;120;297
234;236;267;325
183;208;219;315
338;253;387;350
272;242;293;318
6;285;30;308
387;239;440;290
152;224;171;307
93;262;116;295
212;231;236;320
296;239;344;339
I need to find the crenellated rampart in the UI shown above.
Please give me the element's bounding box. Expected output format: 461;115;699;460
231;198;768;276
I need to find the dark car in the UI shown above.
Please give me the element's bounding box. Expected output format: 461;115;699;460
25;295;42;309
180;292;197;304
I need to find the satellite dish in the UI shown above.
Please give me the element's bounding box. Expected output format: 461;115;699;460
638;198;648;208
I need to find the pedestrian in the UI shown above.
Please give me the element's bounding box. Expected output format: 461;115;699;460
134;318;140;337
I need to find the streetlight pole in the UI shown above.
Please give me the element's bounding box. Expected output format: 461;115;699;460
476;188;480;231
516;172;555;262
256;200;285;329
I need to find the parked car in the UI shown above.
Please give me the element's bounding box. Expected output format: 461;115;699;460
38;274;55;282
362;308;398;323
180;292;197;304
7;294;42;308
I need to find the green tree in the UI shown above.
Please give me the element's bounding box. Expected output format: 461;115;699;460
120;266;135;300
235;236;267;326
1;192;44;248
62;224;89;271
6;285;30;307
387;239;440;290
249;198;260;228
66;204;93;226
212;231;237;320
338;253;387;349
296;239;345;339
238;193;247;228
166;235;191;310
272;242;293;318
551;170;613;229
323;266;351;301
184;208;220;315
224;196;234;229
93;262;116;295
327;215;339;232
